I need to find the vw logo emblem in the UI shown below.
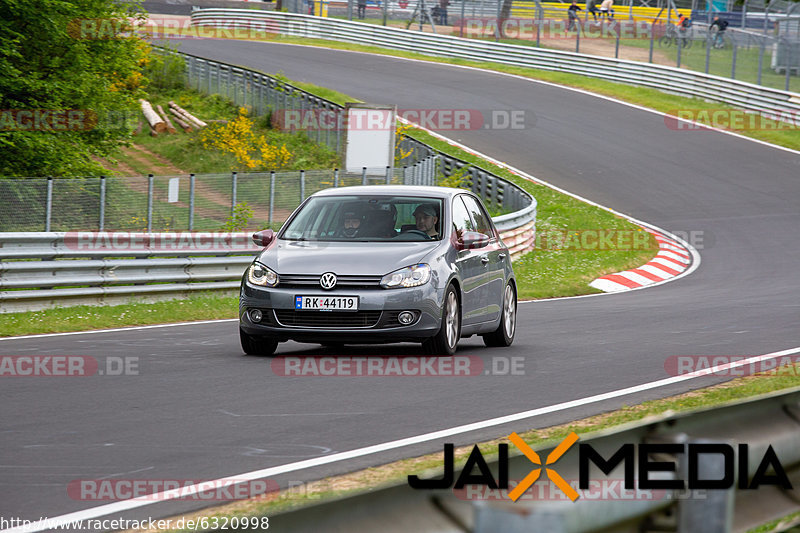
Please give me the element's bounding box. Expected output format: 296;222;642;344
320;272;337;290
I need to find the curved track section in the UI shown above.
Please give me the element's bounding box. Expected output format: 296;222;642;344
2;39;799;525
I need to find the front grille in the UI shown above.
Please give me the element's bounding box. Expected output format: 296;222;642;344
278;274;383;290
273;310;382;328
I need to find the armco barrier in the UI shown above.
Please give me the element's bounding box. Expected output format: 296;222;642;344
190;9;800;119
0;210;534;311
267;387;800;532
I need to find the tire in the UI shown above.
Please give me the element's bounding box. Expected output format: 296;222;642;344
482;283;517;347
240;328;279;356
422;285;460;356
659;36;672;48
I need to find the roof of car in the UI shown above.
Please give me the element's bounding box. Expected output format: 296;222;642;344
311;185;472;199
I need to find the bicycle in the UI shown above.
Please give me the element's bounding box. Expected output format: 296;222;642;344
659;24;692;48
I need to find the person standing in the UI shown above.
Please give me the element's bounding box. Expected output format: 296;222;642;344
439;0;450;25
567;0;582;31
599;0;614;19
357;0;367;19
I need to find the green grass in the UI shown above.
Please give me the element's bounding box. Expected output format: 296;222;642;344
0;293;238;337
118;88;340;174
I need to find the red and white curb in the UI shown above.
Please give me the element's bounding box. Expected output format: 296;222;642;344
589;231;693;293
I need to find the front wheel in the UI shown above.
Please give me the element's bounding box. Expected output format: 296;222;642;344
482;283;517;347
422;285;460;355
659;36;672;48
240;328;279;356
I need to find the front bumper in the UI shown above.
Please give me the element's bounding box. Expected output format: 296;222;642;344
239;281;444;344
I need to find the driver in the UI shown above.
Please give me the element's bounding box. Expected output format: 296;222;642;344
338;207;366;238
413;204;439;238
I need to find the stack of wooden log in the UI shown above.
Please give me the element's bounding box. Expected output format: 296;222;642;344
138;99;213;136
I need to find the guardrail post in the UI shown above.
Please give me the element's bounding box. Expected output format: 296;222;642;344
300;169;306;201
45;176;53;232
147;174;154;232
231;171;238;214
731;42;737;79
575;19;581;53
189;173;196;230
649;21;655;62
361;167;367;185
385;166;392;185
785;38;792;92
676;437;735;533
334;168;339;188
677;36;683;68
269;170;276;225
757;43;764;85
705;34;712;73
99;176;106;231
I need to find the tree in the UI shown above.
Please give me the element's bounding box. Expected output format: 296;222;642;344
0;0;148;177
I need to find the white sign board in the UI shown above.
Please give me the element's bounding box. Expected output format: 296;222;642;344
344;104;396;176
168;177;180;203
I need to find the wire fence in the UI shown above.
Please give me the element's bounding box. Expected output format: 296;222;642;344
0;163;452;233
277;0;800;92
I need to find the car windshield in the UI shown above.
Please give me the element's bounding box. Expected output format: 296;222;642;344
281;195;444;242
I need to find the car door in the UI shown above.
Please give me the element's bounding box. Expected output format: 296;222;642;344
452;195;486;326
460;194;505;323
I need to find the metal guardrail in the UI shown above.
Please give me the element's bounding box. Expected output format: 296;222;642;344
0;202;533;312
190;9;800;117
0;232;258;312
268;387;800;532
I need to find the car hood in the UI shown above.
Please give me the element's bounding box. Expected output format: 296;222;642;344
257;240;439;276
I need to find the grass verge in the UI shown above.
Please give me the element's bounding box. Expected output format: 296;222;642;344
0;293;238;337
110;88;339;175
122;370;800;532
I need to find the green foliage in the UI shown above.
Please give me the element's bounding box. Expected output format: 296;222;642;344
144;51;186;91
0;0;148;177
436;167;471;189
221;202;254;231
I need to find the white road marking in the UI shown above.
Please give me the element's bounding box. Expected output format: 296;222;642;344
6;344;799;533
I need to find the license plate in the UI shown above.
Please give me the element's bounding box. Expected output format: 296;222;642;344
295;296;358;311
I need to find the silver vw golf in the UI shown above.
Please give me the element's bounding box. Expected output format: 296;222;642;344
239;185;517;355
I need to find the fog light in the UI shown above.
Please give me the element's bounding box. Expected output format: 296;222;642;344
398;311;415;325
249;309;263;323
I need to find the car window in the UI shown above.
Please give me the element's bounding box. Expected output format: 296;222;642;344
280;195;443;242
461;195;494;237
452;196;473;242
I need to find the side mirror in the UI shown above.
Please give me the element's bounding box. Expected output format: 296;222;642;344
458;231;490;250
252;229;275;247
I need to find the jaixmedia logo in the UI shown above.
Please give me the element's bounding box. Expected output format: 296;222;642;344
409;432;792;501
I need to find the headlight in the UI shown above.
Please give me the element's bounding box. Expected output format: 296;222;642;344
380;264;431;289
248;262;279;287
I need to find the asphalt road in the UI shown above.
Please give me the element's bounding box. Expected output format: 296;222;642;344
2;38;799;526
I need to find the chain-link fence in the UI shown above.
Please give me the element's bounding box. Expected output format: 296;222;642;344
0;163;453;233
280;0;799;92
